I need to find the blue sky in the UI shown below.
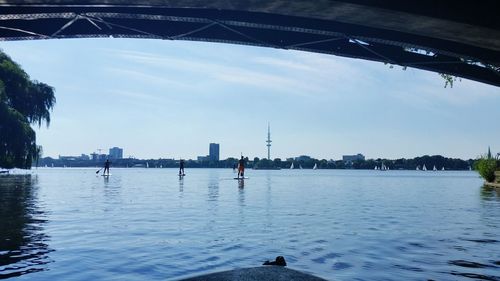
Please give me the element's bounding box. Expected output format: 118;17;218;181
1;38;499;160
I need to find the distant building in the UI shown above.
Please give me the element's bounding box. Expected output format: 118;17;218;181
109;147;123;159
295;155;312;161
79;154;90;160
209;143;220;162
91;153;107;161
197;156;209;162
59;154;90;161
342;154;365;163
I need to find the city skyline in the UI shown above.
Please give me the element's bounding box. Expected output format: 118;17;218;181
1;39;499;160
53;145;476;162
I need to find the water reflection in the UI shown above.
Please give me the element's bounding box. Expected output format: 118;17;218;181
480;185;500;201
0;175;53;279
237;179;245;189
178;176;184;194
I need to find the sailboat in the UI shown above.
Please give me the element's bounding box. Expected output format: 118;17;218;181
146;162;149;168
374;166;378;170
299;164;303;169
313;163;318;170
422;164;427;171
441;167;445;171
433;165;437;171
416;165;420;171
290;163;294;169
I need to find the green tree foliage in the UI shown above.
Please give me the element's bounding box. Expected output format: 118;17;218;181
474;157;497;183
0;50;55;169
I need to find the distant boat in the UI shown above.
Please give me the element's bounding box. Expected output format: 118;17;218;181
416;166;420;171
422;164;427;171
433;165;437;171
290;163;294;169
380;163;387;171
146;162;149;168
313;163;317;170
374;166;379;170
299;164;303;169
441;167;445;171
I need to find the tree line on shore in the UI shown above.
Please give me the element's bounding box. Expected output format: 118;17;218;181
37;154;475;170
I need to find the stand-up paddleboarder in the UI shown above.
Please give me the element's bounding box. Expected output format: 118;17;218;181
103;159;111;176
179;159;185;176
238;156;245;178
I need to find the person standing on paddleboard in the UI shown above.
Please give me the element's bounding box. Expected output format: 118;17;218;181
238;156;245;178
103;159;111;175
179;159;185;176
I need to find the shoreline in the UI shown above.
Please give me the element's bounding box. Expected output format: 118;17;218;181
484;181;500;188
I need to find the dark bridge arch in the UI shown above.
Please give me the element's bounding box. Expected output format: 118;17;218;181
1;1;499;87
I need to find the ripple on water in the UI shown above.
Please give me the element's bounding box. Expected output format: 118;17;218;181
450;272;500;281
460;238;499;244
393;264;424;272
449;260;497;269
311;252;342;264
332;262;352;270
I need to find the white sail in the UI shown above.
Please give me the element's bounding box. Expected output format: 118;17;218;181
422;164;427;171
416;165;420;170
441;167;445;171
299;164;303;169
313;163;318;170
290;163;294;169
433;165;437;171
146;162;149;168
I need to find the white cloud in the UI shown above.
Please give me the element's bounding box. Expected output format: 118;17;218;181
107;49;326;96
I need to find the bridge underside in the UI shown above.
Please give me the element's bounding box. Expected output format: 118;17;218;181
0;1;499;87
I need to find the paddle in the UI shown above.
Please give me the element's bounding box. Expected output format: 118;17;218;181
96;167;103;174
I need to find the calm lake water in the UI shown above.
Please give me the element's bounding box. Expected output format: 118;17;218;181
0;168;499;280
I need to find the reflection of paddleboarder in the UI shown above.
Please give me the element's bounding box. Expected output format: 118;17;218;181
238;156;245;178
103;159;111;175
179;159;185;176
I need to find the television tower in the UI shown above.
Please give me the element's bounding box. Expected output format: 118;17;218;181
266;123;272;159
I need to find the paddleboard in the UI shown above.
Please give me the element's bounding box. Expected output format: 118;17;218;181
234;177;249;180
102;174;111;177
